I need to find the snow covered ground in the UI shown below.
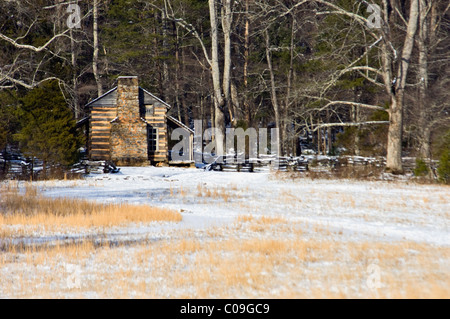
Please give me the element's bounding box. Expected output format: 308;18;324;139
37;166;449;246
1;166;449;298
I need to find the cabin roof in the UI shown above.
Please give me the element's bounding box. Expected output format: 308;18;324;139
76;116;90;127
85;87;117;107
141;88;171;109
166;115;194;134
86;86;171;109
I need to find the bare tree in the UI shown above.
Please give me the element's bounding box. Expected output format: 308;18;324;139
414;0;450;162
0;0;94;121
282;0;421;173
264;29;282;157
93;0;103;97
208;0;235;156
384;0;420;174
208;0;226;156
152;0;235;156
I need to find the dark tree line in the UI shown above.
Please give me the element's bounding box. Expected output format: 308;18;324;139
0;0;449;177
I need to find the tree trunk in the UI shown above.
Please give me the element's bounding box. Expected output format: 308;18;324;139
386;96;404;173
385;0;419;174
208;0;230;156
181;43;190;125
417;0;431;161
243;0;250;124
93;0;103;97
175;23;182;123
162;3;170;95
70;29;79;119
284;17;295;156
317;125;321;155
210;90;214;135
352;89;360;156
264;29;281;157
230;81;240;125
221;0;233;121
326;109;331;154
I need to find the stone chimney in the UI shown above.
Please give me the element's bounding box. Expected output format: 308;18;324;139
117;76;140;121
110;76;148;165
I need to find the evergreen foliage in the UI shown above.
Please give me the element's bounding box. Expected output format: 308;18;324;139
0;0;448;174
414;158;429;177
14;81;82;172
437;150;450;184
0;90;20;151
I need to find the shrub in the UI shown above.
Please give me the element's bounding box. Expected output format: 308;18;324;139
15;81;83;177
437;150;450;184
414;158;429;177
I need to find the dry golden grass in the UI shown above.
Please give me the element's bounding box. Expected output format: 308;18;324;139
235;215;291;233
194;183;241;203
1;179;448;298
0;184;182;235
1;213;448;298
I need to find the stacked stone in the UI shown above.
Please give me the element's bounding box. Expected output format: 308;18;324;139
110;76;149;166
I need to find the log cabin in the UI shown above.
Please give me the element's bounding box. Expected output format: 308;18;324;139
82;76;193;166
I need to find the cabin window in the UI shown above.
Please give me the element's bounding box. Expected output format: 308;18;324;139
148;127;159;152
145;105;154;119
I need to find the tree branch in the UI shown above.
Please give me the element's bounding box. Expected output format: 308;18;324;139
0;30;71;52
319;100;387;112
0;73;62;90
310;121;390;131
146;2;212;67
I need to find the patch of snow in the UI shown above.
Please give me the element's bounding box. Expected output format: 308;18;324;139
21;166;448;247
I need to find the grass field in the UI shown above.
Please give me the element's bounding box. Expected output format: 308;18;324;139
0;167;448;298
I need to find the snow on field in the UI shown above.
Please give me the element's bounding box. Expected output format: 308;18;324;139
35;166;449;246
1;166;449;298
